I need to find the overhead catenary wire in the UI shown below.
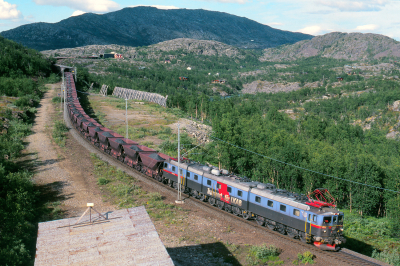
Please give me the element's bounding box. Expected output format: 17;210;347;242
210;135;400;194
181;138;209;157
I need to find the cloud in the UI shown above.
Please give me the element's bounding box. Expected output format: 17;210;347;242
71;10;86;17
0;0;21;20
129;5;180;10
355;24;379;31
33;0;119;12
316;0;389;12
298;25;322;35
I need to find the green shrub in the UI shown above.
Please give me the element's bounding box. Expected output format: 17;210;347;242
15;94;40;108
295;251;315;264
97;177;110;185
52;97;61;103
158;126;172;134
372;249;400;266
247;244;281;265
47;73;60;83
141;141;154;147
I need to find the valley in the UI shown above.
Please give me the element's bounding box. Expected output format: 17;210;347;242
1;18;400;264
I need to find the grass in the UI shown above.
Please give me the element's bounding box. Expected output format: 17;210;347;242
52;120;69;147
90;153;181;219
116;102;133;110
86;94;179;151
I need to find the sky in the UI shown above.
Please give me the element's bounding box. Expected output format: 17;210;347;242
0;0;399;41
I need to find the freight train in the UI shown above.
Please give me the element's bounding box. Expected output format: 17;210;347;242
64;72;346;251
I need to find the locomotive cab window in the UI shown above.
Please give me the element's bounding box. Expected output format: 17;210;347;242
313;215;317;222
267;200;273;207
280;205;286;212
333;216;337;224
207;180;211;186
338;215;344;224
323;216;332;225
194;175;198;181
164;163;168;168
180;169;183;175
227;187;232;193
237;190;243;197
172;166;176;172
186;172;190;178
293;209;300;217
255;196;261;203
217;183;221;189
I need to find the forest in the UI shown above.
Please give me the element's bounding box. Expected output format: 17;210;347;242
0;36;56;265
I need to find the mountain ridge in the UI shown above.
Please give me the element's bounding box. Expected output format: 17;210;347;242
1;6;312;51
260;32;400;61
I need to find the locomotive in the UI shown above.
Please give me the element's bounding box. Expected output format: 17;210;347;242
64;72;346;251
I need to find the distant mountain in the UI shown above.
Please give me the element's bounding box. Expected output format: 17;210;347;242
1;7;312;51
260;32;400;61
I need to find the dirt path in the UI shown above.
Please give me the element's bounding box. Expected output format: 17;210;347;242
22;83;115;218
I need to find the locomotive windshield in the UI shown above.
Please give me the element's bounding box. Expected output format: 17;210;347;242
323;216;332;225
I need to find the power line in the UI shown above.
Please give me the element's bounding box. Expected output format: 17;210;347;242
210;135;400;194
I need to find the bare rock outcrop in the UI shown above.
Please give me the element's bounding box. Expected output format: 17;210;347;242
261;32;400;62
242;81;301;94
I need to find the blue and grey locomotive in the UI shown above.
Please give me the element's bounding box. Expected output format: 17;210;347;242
163;158;346;251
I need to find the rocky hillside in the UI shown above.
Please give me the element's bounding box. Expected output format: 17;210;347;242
1;6;312;51
41;39;242;59
150;38;242;57
260;32;400;61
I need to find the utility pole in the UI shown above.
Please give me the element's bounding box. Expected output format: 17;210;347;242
175;123;184;204
61;68;64;113
63;71;66;121
125;98;128;139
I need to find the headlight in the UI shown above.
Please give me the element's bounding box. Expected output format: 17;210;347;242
340;228;344;231
323;230;327;233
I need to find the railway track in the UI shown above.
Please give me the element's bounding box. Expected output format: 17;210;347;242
64;104;388;266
